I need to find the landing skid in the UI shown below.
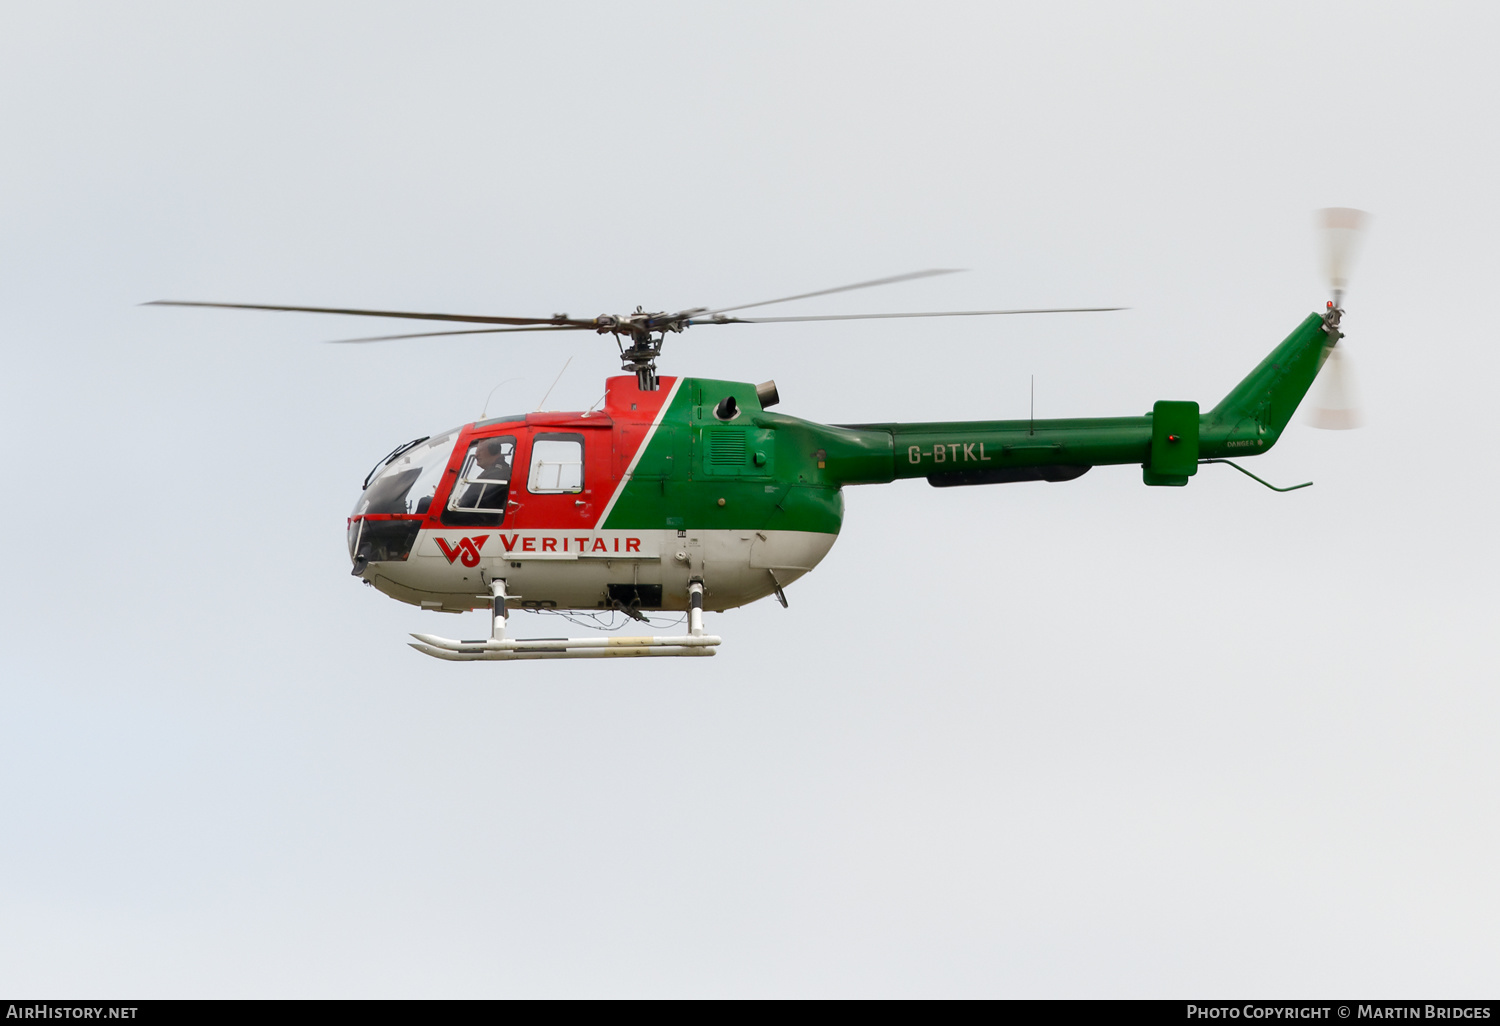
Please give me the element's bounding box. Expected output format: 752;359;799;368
409;579;720;662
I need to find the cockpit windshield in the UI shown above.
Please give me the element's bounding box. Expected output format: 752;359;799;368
352;430;459;517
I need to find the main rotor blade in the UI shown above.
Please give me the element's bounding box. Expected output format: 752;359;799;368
325;325;592;344
145;300;596;328
691;306;1125;325
698;269;966;318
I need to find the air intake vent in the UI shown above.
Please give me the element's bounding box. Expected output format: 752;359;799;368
707;430;747;467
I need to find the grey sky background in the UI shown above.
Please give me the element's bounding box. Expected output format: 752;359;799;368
2;1;1496;997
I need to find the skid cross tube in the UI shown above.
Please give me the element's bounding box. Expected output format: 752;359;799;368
491;578;509;640
688;579;705;636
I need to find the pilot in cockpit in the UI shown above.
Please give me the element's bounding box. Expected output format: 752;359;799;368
458;436;513;511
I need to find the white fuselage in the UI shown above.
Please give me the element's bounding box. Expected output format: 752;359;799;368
364;527;837;614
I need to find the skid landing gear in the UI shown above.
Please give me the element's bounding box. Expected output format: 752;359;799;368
408;579;721;661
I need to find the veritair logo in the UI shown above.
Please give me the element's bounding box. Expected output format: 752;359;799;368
432;533;646;563
434;536;488;567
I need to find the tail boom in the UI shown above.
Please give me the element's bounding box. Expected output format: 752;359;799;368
819;312;1330;488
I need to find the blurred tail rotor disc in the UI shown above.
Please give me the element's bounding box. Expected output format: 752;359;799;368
1308;207;1369;430
1320;206;1368;298
1307;345;1362;430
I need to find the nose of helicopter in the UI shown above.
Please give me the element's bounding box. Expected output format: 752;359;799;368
348;519;369;576
347;430;460;576
348;508;425;570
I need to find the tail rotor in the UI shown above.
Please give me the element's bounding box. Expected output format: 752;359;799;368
1308;207;1370;430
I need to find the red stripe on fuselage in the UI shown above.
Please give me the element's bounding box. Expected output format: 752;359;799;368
356;375;680;535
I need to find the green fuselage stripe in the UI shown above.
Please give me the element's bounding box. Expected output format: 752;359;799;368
602;313;1330;534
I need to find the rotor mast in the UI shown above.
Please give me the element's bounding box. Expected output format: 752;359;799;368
596;306;705;391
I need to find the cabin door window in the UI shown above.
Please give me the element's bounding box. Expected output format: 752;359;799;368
526;433;584;494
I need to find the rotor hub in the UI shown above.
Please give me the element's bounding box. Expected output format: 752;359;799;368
1322;297;1345;343
598;307;697;390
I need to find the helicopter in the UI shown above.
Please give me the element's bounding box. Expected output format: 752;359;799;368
149;210;1367;661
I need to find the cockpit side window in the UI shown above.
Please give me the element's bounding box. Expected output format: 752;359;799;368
443;435;516;527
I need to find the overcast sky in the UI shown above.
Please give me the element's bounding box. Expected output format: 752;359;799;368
2;1;1497;997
